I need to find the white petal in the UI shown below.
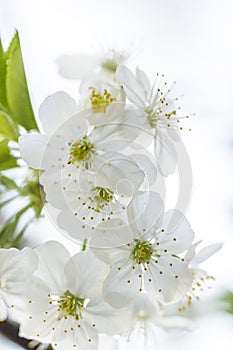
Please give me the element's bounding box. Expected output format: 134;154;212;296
116;65;147;107
192;243;223;265
91;122;139;151
90;219;133;249
65;250;109;299
154;130;177;176
130;153;157;187
39;92;79;135
86;103;126;126
56;54;101;80
56;208;95;242
96;153;145;196
184;240;202;263
103;264;141;308
0;247;38;293
136;67;151;100
156;210;194;254
51;318;98;350
18;278;55;343
19;133;48;169
34;241;71;294
131;293;160;320
127;191;164;236
146;257;192;304
90;220;133;263
85;297;131;334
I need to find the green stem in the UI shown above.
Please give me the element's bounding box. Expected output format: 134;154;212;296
82;238;88;251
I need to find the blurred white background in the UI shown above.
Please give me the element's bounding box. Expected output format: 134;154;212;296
0;0;233;348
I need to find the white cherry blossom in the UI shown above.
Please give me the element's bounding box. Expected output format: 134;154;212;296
116;65;191;176
91;191;194;308
19;92;141;173
178;241;223;311
56;49;129;82
117;293;196;349
48;154;145;242
18;241;129;350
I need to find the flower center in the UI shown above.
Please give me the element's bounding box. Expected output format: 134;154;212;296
58;290;85;320
90;186;114;212
101;59;118;73
147;106;178;129
90;89;116;113
68;135;95;165
130;240;154;264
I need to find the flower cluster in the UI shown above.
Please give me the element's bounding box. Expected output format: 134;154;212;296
0;49;222;349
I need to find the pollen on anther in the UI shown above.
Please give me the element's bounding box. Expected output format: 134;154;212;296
127;280;131;283
159;271;163;274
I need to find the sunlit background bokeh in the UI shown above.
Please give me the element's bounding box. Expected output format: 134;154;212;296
0;0;232;348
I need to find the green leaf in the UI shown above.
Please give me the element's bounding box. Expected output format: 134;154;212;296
0;175;19;190
0;140;18;170
0;203;33;248
0;111;19;141
0;39;7;107
5;31;38;131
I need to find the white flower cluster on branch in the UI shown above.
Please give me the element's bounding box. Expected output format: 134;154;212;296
0;50;222;350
